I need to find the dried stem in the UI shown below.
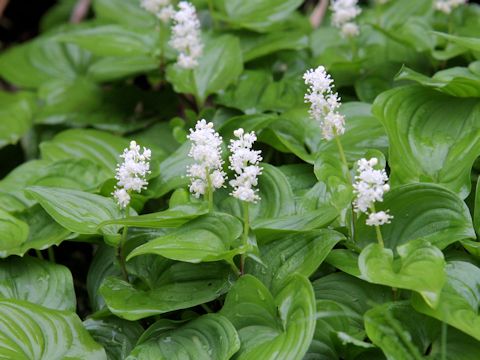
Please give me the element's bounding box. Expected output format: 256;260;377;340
70;0;92;23
0;0;9;18
310;0;329;28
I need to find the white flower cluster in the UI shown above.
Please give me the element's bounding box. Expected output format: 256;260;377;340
435;0;467;14
228;129;263;203
304;66;345;141
330;0;362;37
140;0;174;23
113;141;152;208
353;157;393;227
170;1;203;69
187;120;226;198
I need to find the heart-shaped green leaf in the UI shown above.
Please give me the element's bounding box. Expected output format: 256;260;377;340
412;261;480;341
0;209;29;258
166;35;243;105
26;186;122;236
127;212;243;264
0;298;106;359
40;128;128;172
364;302;430;360
0;256;75;311
84;317;144;360
359;239;446;307
126;314;240;359
221;274;316;360
373;85;480;198
247;229;344;293
100;262;234;320
396;66;480;97
355;183;475;249
99;203;207;229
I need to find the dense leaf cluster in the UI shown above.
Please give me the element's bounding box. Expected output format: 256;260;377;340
0;0;480;359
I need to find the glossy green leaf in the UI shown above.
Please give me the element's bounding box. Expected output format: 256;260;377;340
364;302;427;360
127;212;243;263
126;314;240;360
0;209;29;258
213;0;303;32
0;92;34;149
0;160;48;212
57;25;158;57
13;205;70;257
100;203;207;229
27;159;109;191
373;85;480;198
434;32;480;53
166;35;243;105
355;183;475;249
247;229;344;293
396;66;480;97
0;298;106;359
359;239;446;307
427;328;480;360
93;0;156;29
26;186;122;236
40;128;128;172
241;31;308;62
263;102;387;163
87;245;121;313
84;317;144;360
0;36;92;88
412;261;480;341
88;55;159;82
0;256;75;311
100;262;234;320
221;274;316;360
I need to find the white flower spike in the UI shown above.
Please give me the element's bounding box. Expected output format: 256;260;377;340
140;0;174;23
170;1;203;69
303;66;345;141
435;0;467;14
330;0;362;37
187;120;226;198
352;157;393;226
113;141;152;208
228;129;263;203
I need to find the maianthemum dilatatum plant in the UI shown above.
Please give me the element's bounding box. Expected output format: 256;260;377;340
0;0;479;358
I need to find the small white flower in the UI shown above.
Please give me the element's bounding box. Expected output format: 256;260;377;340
228;128;262;203
304;66;345;141
140;0;174;23
113;141;151;208
366;211;393;226
187;120;226;198
435;0;467;14
170;1;203;69
353;157;392;226
330;0;361;37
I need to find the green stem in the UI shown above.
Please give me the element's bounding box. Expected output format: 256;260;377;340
159;23;165;69
206;173;214;212
118;206;130;282
334;135;356;239
201;303;213;313
48;247;55;263
35;250;44;260
370;204;385;248
441;322;448;360
239;202;250;275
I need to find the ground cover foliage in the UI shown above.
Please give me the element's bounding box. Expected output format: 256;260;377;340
0;0;480;359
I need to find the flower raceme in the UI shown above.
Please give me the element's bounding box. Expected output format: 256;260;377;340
303;66;345;141
113;141;152;208
228;129;263;203
330;0;362;37
140;0;174;23
187;120;226;199
353;157;393;227
170;1;203;69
